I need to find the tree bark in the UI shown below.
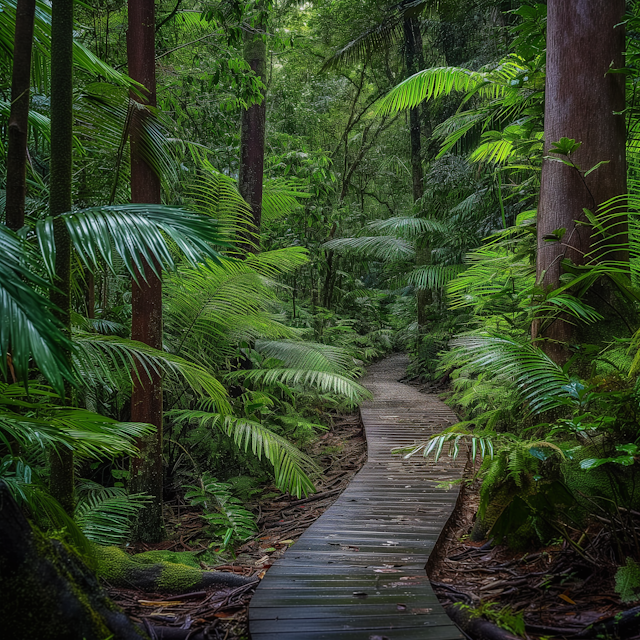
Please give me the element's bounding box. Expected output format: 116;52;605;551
48;0;75;516
535;0;626;363
238;5;267;254
127;0;164;542
403;17;423;203
404;16;432;331
5;0;36;231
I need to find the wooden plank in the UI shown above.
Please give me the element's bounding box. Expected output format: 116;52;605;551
249;613;453;630
250;628;464;640
248;355;464;639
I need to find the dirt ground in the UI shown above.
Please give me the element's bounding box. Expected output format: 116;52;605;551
428;476;639;639
107;411;367;640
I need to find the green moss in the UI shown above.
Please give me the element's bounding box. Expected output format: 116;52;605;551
95;546;204;592
1;528;112;639
93;545;129;583
157;562;200;591
133;549;200;568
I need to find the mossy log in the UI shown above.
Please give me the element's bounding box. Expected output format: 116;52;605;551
95;546;254;592
0;482;148;640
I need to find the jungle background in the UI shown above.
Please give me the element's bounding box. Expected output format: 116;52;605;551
3;0;640;638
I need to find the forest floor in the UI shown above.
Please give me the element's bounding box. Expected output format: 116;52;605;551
107;411;367;640
429;475;634;639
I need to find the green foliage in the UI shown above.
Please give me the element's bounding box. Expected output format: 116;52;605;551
184;473;258;549
75;481;150;546
476;602;526;637
615;558;640;603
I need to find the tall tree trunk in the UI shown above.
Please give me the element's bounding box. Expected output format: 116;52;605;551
48;0;74;516
404;17;423;203
404;16;431;330
6;0;36;231
535;0;626;363
127;0;164;542
238;5;267;254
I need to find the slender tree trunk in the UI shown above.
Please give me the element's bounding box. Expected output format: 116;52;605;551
404;16;432;331
127;0;164;542
403;17;423;203
48;0;74;516
6;0;36;231
238;5;267;254
535;0;626;363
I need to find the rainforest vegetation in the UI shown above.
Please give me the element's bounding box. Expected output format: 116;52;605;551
3;0;640;637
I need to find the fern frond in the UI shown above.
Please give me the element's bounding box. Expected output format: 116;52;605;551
170;411;317;497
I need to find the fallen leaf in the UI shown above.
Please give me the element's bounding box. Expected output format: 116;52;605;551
374;568;399;573
214;612;236;619
560;593;577;605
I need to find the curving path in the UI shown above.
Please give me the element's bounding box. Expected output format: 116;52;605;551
249;354;465;640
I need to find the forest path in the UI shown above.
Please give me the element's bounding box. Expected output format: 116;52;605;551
248;354;465;640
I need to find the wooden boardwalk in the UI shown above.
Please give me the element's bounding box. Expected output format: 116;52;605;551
249;354;465;640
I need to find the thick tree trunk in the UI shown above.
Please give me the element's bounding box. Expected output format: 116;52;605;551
238;7;267;254
48;0;75;516
0;482;148;640
127;0;164;542
536;0;626;363
5;0;36;231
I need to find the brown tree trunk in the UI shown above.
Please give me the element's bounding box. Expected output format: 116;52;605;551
535;0;626;363
48;0;75;516
238;6;267;254
5;0;36;231
127;0;164;542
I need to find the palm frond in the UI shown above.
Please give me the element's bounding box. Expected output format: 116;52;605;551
0;225;73;392
450;335;572;413
323;236;415;261
0;386;154;458
367;216;447;237
73;333;231;413
407;264;467;290
36;204;230;283
254;340;354;373
170;411;317;497
377;67;495;115
262;179;311;221
226;368;371;404
0;0;136;87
